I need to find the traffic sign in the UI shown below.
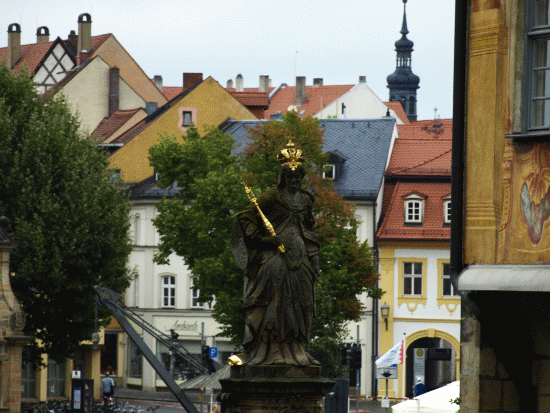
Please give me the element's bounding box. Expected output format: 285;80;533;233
376;366;398;380
381;397;390;408
209;347;218;358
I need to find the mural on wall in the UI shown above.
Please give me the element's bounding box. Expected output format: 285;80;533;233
498;140;550;262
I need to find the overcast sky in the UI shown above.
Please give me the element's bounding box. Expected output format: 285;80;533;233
3;0;455;121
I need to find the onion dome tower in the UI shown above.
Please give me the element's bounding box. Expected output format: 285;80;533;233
387;0;420;122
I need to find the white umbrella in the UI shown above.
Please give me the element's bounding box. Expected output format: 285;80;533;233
391;381;459;413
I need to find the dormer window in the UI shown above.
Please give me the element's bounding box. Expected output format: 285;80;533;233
404;194;425;224
323;164;336;180
443;195;451;224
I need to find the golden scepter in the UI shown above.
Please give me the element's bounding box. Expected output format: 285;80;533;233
242;183;285;253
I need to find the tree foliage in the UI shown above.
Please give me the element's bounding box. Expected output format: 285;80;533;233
149;112;381;378
0;66;133;363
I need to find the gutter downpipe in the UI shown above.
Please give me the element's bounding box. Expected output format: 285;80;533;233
451;0;482;318
371;199;378;398
450;0;467;296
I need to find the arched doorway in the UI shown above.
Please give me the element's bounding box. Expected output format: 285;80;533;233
404;331;459;398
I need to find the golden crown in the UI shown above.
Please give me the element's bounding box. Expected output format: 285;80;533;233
277;139;305;171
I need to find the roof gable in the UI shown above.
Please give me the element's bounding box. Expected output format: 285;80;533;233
384;101;410;125
108;76;257;183
0;33;110;77
92;108;147;143
265;84;354;119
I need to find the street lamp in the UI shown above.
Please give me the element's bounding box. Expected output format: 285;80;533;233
381;303;390;331
92;295;100;350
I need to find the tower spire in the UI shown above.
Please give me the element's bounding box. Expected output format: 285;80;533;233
401;0;409;36
386;0;420;122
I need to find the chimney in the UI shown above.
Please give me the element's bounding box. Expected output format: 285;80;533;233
36;26;50;43
7;23;21;69
145;102;158;115
313;78;323;87
236;74;244;92
68;30;77;44
153;75;163;93
295;76;306;105
108;67;120;117
77;13;92;54
227;79;234;89
259;75;269;93
77;51;91;65
183;73;203;91
359;75;366;83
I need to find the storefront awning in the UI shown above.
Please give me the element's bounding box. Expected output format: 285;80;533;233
458;264;550;292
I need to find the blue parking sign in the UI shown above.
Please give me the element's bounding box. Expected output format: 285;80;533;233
209;347;218;358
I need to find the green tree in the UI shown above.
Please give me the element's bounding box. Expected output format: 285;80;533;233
0;66;133;363
149;112;382;378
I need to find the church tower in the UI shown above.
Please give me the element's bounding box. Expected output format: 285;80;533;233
387;0;420;122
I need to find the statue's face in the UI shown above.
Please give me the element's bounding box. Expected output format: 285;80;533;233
285;170;303;194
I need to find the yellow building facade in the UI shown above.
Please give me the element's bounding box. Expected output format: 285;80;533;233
456;1;550;411
108;76;258;184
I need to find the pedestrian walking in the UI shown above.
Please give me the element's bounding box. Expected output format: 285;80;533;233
100;371;116;406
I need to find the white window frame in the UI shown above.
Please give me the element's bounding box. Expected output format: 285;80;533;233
403;261;423;296
322;164;336;180
444;196;452;224
404;194;424;224
525;0;550;132
441;262;456;297
190;276;203;308
162;275;176;308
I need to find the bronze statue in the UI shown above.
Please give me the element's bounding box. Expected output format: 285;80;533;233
232;141;320;366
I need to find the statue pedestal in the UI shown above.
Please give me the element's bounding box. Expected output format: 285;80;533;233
219;365;334;413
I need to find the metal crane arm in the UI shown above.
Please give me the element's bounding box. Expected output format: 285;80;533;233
94;285;199;413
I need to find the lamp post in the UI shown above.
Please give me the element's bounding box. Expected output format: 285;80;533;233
381;303;390;331
92;296;100;350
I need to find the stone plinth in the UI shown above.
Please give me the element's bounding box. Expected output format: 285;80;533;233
219;365;334;413
0;219;32;413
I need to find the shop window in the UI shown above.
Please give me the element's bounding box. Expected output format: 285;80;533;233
47;358;66;398
21;359;36;399
128;339;142;378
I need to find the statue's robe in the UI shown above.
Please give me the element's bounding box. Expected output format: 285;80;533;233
232;186;319;365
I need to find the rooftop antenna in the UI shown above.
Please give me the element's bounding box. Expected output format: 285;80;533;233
434;106;438;120
294;50;298;106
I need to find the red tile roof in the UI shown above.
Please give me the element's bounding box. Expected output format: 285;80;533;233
384;101;410;125
385;119;452;177
92;108;144;142
264;84;354;119
227;91;268;107
376;181;451;241
399;118;452;140
164;86;270;109
162;86;183;101
377;118;452;242
0;34;111;76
